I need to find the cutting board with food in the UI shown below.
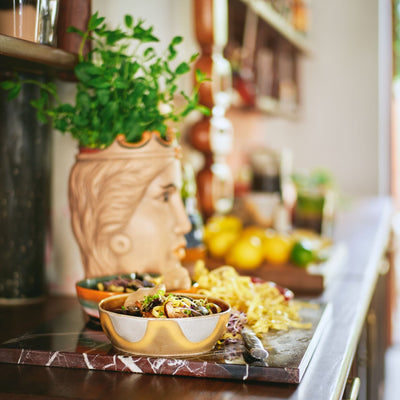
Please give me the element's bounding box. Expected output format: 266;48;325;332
198;215;346;294
0;263;330;384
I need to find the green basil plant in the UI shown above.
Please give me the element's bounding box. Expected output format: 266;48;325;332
1;13;209;148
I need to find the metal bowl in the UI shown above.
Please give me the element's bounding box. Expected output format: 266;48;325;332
99;293;231;356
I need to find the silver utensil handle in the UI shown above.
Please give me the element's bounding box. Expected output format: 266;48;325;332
241;327;269;360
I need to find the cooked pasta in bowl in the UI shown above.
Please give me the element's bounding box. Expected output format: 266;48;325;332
98;285;231;356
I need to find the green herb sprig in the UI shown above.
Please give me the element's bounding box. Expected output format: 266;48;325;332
142;289;166;308
0;13;210;148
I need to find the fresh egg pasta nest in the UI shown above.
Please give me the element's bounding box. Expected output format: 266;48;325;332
194;261;311;336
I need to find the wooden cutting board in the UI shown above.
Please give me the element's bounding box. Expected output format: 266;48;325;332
185;243;347;295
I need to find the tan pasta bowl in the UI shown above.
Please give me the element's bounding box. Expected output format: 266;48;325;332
98;293;231;357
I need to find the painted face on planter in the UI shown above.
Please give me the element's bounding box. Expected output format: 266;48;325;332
109;158;192;290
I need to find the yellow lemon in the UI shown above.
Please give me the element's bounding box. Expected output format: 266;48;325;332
240;225;267;241
225;236;264;270
262;232;293;265
204;215;242;245
207;231;239;259
217;215;242;232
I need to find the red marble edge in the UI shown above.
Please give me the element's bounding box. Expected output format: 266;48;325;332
0;347;300;383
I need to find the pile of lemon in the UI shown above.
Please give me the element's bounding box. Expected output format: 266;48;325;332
204;215;329;270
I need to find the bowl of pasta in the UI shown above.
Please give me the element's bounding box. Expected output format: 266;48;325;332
76;273;161;319
98;284;231;356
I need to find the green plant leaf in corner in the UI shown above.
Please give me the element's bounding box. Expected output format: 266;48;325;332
195;68;209;83
124;15;133;28
196;104;211;116
190;53;199;63
36;110;48;124
0;81;16;90
170;36;183;46
74;63;94;83
175;62;190;75
88;12;105;31
7;85;21;101
66;26;84;37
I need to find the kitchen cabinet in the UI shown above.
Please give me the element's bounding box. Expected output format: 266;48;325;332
227;0;311;117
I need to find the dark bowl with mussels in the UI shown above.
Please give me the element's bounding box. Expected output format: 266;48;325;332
75;273;160;319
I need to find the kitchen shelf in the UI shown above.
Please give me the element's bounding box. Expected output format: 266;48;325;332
240;0;311;54
228;0;311;119
0;34;77;78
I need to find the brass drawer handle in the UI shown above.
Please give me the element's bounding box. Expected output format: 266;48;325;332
344;377;361;400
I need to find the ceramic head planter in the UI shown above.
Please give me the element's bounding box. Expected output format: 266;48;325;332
68;131;192;291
